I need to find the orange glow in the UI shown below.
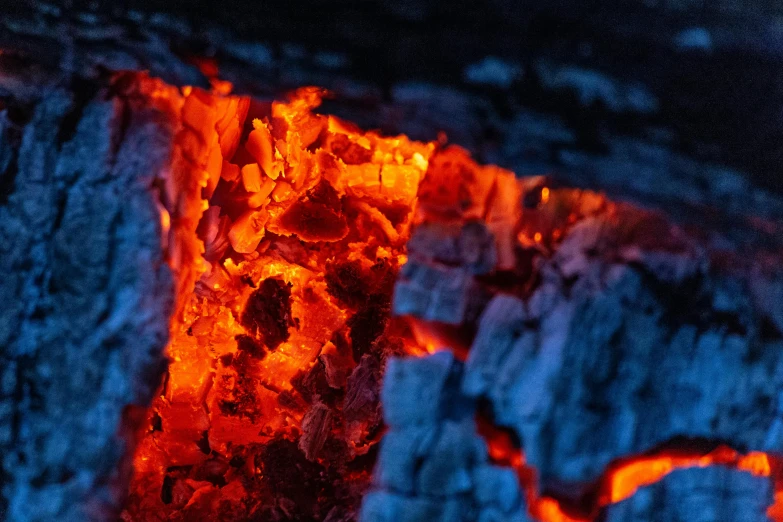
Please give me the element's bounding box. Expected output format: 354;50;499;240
534;498;586;522
600;447;772;506
477;406;780;521
122;74;783;521
528;445;777;522
770;492;783;521
124;78;449;520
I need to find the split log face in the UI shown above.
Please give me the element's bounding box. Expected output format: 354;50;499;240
461;197;783;489
0;78;175;520
361;352;530;522
363;352;776;522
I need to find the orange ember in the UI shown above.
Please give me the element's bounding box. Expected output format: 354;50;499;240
120;75;783;521
601;446;771;506
480;411;781;521
123;79;441;520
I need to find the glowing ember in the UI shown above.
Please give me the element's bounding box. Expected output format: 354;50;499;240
480;413;780;522
120;75;783;521
123;81;438;520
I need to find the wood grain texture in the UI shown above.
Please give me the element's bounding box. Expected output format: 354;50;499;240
0;77;175;521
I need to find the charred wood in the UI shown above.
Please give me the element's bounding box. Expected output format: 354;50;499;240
0;77;174;520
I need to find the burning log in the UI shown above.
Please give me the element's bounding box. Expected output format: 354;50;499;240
370;166;783;520
1;12;783;521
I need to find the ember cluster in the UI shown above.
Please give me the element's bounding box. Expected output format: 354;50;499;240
122;83;440;520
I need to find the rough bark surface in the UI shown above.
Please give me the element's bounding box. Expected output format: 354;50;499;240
381;179;783;518
361;352;531;522
459;205;783;486
0;76;175;520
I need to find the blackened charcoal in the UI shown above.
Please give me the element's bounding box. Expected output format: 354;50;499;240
279;179;349;242
299;402;334;461
344;354;381;423
326;259;398;310
277;389;307;412
196;430;211;455
240;277;294;350
257;438;334;519
161;475;175;505
348;294;390;361
291;361;335;406
219;400;239;416
235;334;267;359
240;274;257;287
308;178;342;209
192;457;229;487
151;412;163;432
326;260;367;308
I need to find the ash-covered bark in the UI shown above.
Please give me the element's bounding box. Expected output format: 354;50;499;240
461;208;783;487
601;466;772;522
389;178;783;518
364;353;777;522
361;352;531;522
0;79;175;521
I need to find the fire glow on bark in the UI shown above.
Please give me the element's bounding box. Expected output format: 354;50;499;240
480;415;779;521
121;76;783;521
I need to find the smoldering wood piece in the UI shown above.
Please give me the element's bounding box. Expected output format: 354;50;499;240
361;352;530;522
369;353;778;522
343;353;380;423
299;401;333;461
600;466;773;522
320;341;355;390
0;81;174;520
459;207;783;488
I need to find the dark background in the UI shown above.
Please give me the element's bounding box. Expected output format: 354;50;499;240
3;0;782;203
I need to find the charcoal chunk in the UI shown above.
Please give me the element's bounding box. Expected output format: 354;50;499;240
234;334;267;359
344;354;381;423
256;438;333;519
240;277;294;350
299;402;334;461
278;179;348;242
348;294;390;361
